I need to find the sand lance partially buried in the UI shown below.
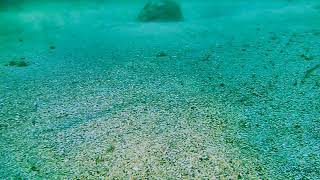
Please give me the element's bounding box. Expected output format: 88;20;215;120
137;0;183;22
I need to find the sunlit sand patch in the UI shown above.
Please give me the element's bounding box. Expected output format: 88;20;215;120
29;96;267;179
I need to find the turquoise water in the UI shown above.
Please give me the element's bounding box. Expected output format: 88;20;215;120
0;0;319;179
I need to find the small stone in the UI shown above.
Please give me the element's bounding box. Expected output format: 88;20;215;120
137;0;183;22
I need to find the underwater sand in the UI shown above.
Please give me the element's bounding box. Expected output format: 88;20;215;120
0;0;319;179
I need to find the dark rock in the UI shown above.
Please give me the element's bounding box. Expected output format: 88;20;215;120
137;0;183;22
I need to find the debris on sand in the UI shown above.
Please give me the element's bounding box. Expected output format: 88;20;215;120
156;51;168;57
300;53;314;61
137;0;183;22
5;59;29;67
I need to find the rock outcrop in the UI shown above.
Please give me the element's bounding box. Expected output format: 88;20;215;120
137;0;183;22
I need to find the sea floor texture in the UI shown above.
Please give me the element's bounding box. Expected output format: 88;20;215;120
0;0;319;179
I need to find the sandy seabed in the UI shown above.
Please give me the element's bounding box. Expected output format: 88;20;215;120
0;0;319;179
